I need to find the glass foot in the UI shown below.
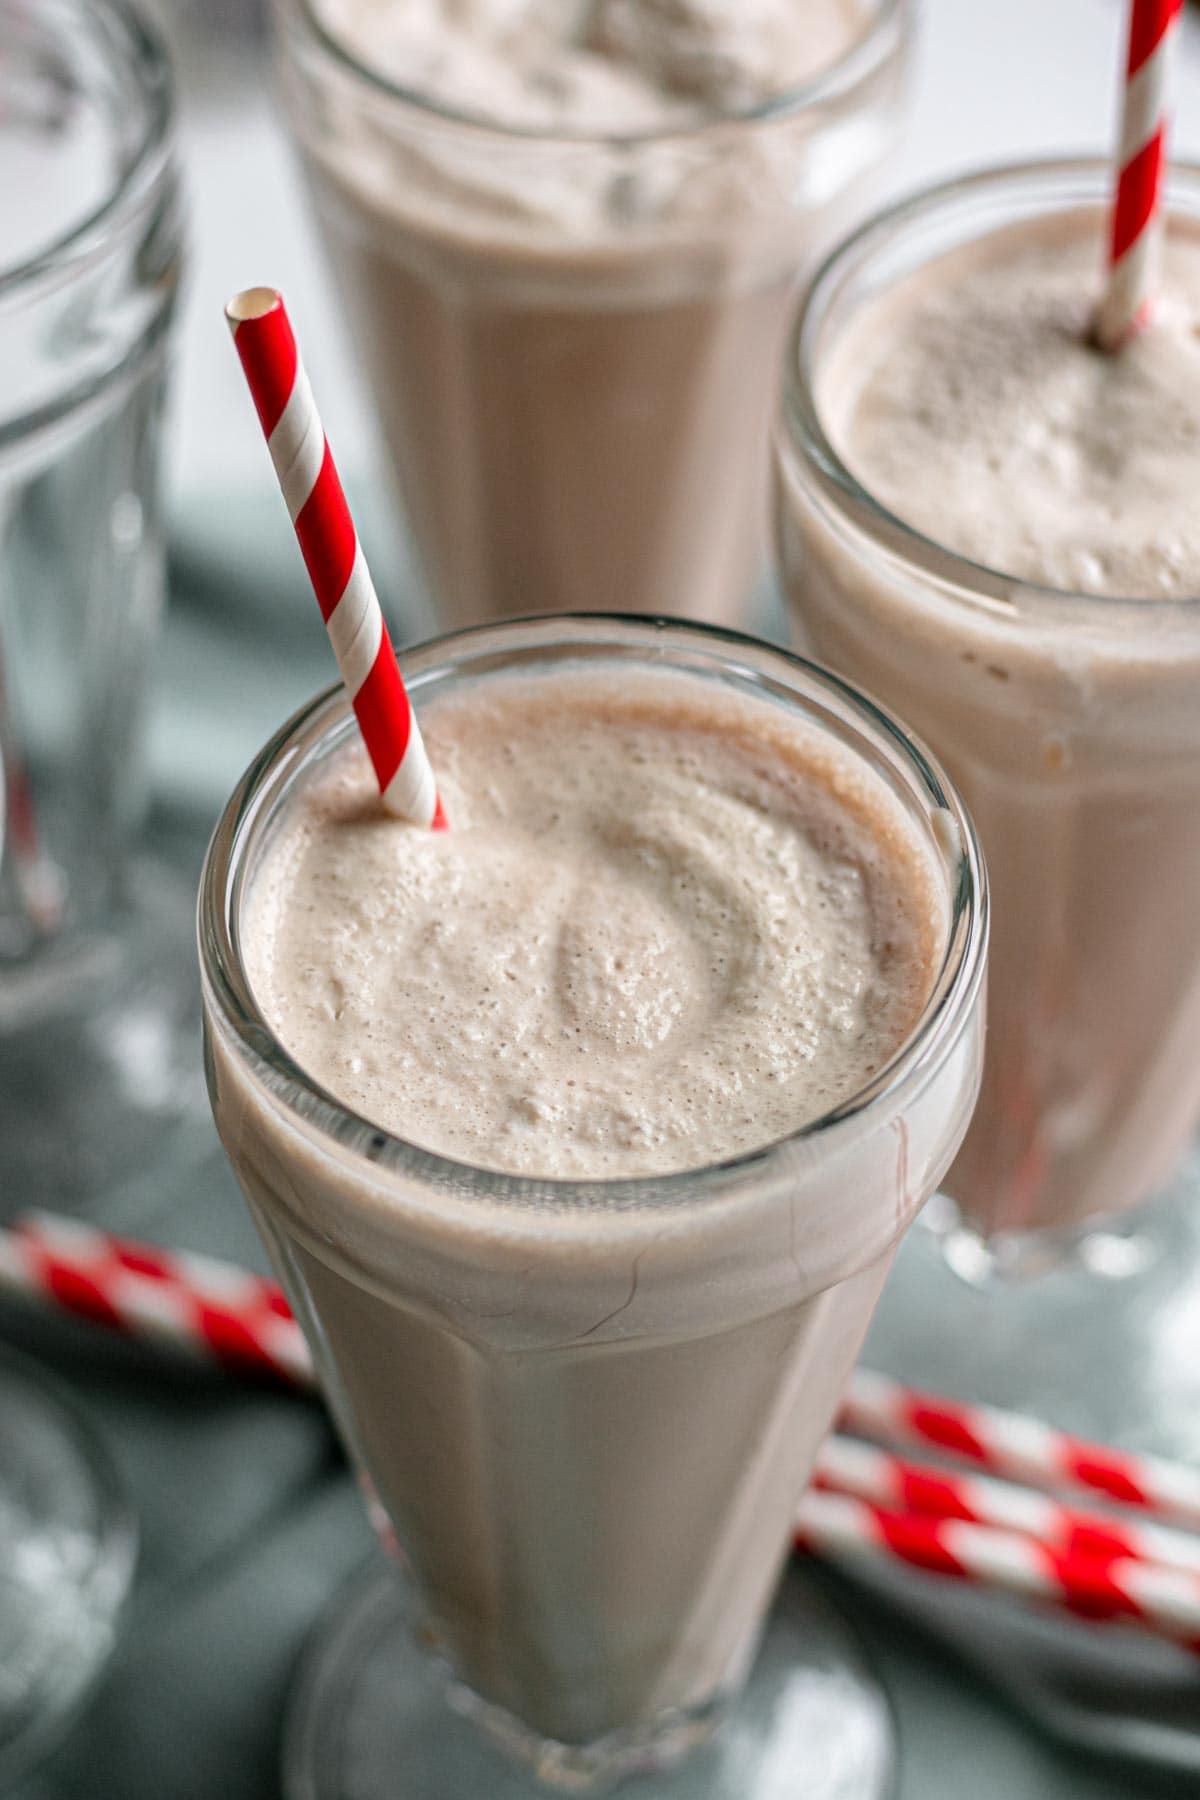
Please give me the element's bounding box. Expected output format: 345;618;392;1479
284;1561;895;1800
870;1146;1200;1453
920;1190;1158;1285
0;856;205;1213
0;1346;137;1788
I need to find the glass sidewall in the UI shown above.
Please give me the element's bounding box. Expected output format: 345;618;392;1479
0;0;184;963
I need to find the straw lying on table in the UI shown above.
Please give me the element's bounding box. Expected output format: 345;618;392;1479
0;1210;311;1386
794;1490;1200;1652
5;1209;1200;1658
842;1364;1200;1531
813;1430;1200;1576
226;287;445;830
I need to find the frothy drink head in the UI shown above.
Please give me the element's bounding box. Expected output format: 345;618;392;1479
245;669;948;1178
199;617;985;1777
777;158;1200;1250
272;0;912;630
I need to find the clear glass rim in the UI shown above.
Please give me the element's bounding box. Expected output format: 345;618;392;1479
0;0;174;299
199;614;987;1213
779;153;1200;616
276;0;908;147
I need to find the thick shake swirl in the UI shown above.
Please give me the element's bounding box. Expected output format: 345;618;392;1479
246;671;945;1178
829;217;1200;598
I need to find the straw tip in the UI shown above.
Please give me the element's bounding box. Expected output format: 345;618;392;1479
225;287;283;331
1090;292;1156;354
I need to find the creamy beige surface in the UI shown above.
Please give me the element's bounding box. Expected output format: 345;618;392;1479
314;0;871;134
245;671;944;1178
831;217;1200;598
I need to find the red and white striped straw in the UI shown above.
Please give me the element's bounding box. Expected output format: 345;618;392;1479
794;1489;1200;1653
842;1367;1200;1534
226;288;445;830
1093;0;1184;350
0;1211;312;1388
814;1433;1200;1581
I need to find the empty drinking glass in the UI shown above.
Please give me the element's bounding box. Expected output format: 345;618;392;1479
0;0;189;1211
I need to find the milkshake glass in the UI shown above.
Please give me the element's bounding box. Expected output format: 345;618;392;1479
199;615;986;1799
776;159;1200;1273
272;0;912;632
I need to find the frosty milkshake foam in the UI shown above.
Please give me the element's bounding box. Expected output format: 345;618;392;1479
200;618;985;1776
777;160;1200;1248
274;0;910;628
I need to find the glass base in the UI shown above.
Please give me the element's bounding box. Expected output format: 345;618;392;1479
869;1154;1200;1448
283;1561;895;1800
0;1346;137;1788
0;856;204;1214
920;1190;1159;1285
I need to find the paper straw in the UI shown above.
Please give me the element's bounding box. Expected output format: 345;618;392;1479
225;288;445;830
794;1489;1200;1653
0;1211;312;1387
842;1367;1200;1534
1093;0;1184;350
814;1434;1200;1581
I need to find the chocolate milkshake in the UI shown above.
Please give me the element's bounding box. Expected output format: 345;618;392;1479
199;619;985;1780
776;160;1200;1249
273;0;911;629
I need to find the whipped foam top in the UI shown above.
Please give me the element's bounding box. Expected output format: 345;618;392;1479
828;215;1200;599
313;0;872;133
245;671;945;1179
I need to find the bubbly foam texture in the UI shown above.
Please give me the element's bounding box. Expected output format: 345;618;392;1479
829;216;1200;598
245;672;945;1179
314;0;870;134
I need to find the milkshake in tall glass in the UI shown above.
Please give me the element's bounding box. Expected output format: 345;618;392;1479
273;0;911;630
199;617;985;1793
776;160;1200;1257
